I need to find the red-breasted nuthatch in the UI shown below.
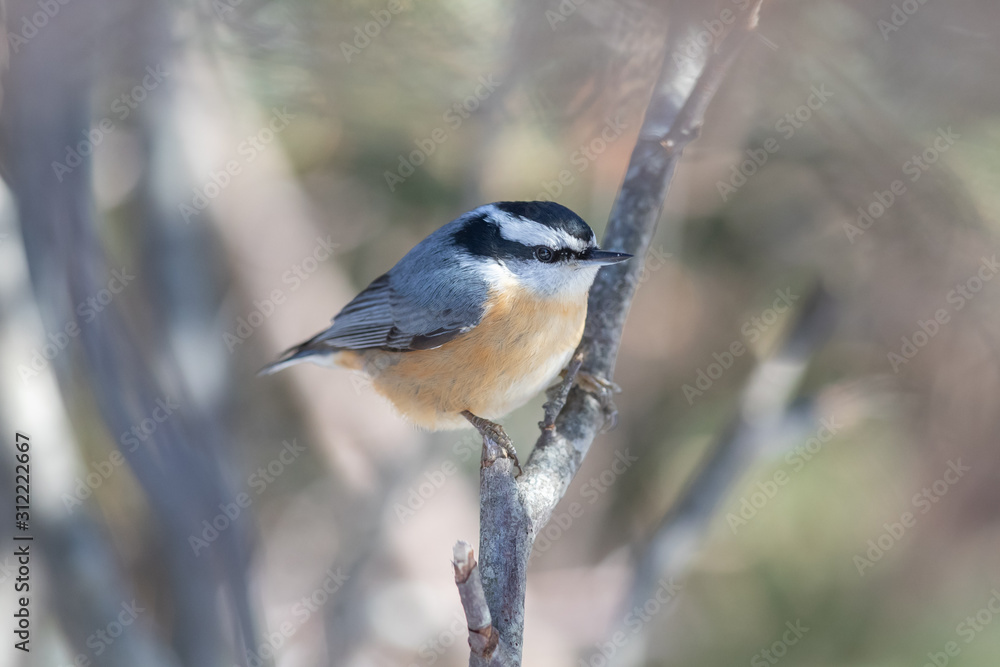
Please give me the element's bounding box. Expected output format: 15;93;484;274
261;201;631;457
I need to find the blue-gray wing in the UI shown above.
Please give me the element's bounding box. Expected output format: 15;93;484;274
265;224;488;371
315;271;483;351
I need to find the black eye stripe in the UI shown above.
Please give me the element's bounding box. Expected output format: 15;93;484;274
452;214;590;263
536;247;586;263
452;214;536;260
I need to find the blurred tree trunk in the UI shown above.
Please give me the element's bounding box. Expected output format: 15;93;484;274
0;0;259;662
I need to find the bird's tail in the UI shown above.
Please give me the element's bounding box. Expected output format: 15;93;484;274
257;334;338;376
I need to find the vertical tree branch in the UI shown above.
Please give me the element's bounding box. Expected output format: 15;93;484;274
460;2;767;665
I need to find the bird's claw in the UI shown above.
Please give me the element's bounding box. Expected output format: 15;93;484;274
575;371;620;432
540;351;585;432
481;424;522;476
461;411;522;476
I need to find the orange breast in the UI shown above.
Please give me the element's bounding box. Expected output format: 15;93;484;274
365;285;587;430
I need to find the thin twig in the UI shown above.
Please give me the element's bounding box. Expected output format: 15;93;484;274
659;0;764;153
454;542;500;659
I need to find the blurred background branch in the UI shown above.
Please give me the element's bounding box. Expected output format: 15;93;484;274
619;284;836;664
0;0;258;662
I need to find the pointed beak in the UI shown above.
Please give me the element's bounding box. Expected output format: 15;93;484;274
581;248;633;266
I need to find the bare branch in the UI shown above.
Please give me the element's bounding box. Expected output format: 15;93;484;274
474;457;528;667
465;2;768;664
454;542;500;660
520;0;766;534
660;0;764;154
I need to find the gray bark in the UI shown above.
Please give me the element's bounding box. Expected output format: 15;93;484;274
458;3;766;665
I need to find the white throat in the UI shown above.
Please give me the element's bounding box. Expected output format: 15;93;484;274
505;260;600;299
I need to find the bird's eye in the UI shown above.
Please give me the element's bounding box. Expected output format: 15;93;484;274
534;247;555;263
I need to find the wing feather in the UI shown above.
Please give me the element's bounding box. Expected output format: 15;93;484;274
261;213;490;375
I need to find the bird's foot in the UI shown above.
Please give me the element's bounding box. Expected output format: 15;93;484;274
540;351;585;431
461;410;521;476
574;371;621;432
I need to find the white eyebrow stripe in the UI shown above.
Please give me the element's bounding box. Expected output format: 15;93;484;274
490;210;589;252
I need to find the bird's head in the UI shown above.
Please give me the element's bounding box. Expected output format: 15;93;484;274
450;201;632;298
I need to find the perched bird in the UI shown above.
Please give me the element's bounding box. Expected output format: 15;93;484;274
261;201;630;462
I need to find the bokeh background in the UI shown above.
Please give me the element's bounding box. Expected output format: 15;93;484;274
1;0;999;665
